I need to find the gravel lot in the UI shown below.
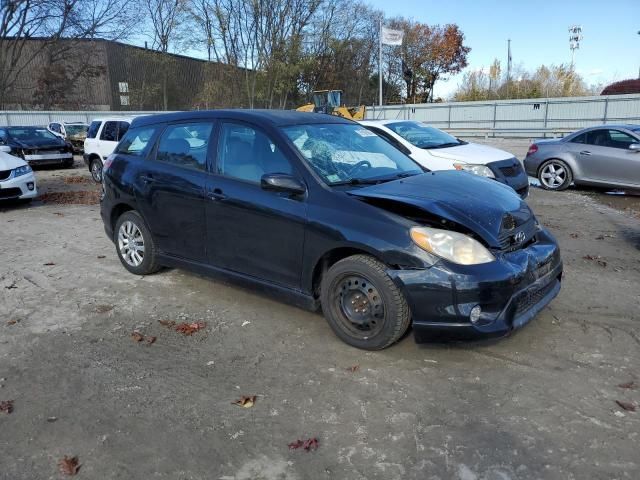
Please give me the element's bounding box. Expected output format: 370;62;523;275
1;152;639;480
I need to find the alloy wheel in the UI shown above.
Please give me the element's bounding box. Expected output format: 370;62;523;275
91;160;103;183
117;220;145;267
540;162;567;189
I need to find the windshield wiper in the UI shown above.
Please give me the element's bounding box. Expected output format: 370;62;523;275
421;142;462;150
330;172;420;186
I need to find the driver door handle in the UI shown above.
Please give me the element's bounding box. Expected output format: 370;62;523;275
208;188;227;201
579;151;592;155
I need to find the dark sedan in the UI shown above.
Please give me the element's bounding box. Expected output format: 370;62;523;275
0;126;74;167
100;110;562;350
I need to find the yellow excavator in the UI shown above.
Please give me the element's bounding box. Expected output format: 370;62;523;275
296;90;365;120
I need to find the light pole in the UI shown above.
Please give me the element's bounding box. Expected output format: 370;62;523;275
637;31;640;79
569;25;583;69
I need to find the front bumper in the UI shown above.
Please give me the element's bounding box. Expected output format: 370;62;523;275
0;172;38;200
488;159;530;199
24;152;73;165
389;228;562;342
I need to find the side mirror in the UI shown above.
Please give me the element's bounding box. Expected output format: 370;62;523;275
261;173;306;195
629;143;640;151
0;145;11;153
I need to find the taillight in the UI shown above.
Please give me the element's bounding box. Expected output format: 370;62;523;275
526;144;538;156
103;154;115;172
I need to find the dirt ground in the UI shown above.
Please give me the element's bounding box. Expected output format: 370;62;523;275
1;154;639;480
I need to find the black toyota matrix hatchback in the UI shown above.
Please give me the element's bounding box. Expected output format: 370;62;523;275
101;110;562;350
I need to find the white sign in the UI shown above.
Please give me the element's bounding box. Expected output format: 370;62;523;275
382;27;404;46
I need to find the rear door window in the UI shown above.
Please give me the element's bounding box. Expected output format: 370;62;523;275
154;122;214;171
100;121;119;142
87;121;101;139
117;121;130;140
115;126;158;157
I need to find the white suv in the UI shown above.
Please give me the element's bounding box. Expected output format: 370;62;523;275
83;117;136;182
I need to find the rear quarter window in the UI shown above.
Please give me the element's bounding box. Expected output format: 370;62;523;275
115;126;158;157
87;121;101;139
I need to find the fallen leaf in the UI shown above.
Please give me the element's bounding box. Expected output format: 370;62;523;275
53;212;65;217
288;437;319;451
40;190;100;205
569;233;579;238
58;456;80;475
346;365;359;373
131;331;144;342
7;319;18;325
146;336;157;345
4;282;17;290
63;175;92;185
597;260;607;268
43;262;56;266
232;395;256;408
158;320;176;328
618;381;637;390
175;321;206;336
0;400;14;414
94;305;114;314
615;400;636;412
96;255;106;259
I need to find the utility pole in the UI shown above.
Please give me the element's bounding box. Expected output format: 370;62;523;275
637;31;640;79
506;39;512;98
569;25;583;69
379;17;383;107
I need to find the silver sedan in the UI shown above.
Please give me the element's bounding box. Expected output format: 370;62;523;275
524;125;640;190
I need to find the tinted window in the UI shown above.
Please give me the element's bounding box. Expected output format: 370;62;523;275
115;126;157;156
87;121;101;139
217;122;293;183
365;126;410;154
100;121;119;141
570;132;587;144
117;121;130;140
608;130;636;149
155;122;214;171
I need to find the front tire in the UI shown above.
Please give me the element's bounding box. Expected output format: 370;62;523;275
538;159;573;191
90;158;103;183
320;254;411;350
114;211;161;275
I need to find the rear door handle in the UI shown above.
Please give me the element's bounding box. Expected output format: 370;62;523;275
207;188;227;201
579;151;592;155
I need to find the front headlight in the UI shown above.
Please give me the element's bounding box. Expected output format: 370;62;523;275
14;165;32;177
453;163;495;178
410;227;495;265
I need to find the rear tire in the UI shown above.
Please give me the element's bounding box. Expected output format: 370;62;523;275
320;254;411;350
114;211;161;275
90;158;103;183
538;159;572;191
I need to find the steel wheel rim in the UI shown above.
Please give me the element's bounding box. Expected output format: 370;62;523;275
332;274;385;339
117;220;145;267
540;162;566;189
92;161;102;182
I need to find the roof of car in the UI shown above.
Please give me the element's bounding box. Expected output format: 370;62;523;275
90;116;139;123
131;110;354;128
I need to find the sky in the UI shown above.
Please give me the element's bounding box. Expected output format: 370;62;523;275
368;0;640;98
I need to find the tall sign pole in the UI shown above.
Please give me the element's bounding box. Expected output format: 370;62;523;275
379;17;383;107
506;39;512;97
569;25;583;68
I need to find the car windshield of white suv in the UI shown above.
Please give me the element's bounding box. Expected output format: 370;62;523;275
8;127;60;142
282;123;423;185
385;121;465;149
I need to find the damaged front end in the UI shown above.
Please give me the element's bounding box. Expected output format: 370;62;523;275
348;171;563;342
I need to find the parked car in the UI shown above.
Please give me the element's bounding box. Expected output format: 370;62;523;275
360;120;529;198
0;126;74;167
84;117;134;182
101;110;562;350
48;121;89;154
524;125;640;191
0;146;37;202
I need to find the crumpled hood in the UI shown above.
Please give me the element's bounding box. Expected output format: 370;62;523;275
348;171;530;248
0;151;27;171
14;138;66;149
426;142;513;164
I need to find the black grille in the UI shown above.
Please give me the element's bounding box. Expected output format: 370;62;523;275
514;279;558;316
0;187;22;199
499;206;537;251
499;165;522;177
0;169;11;181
